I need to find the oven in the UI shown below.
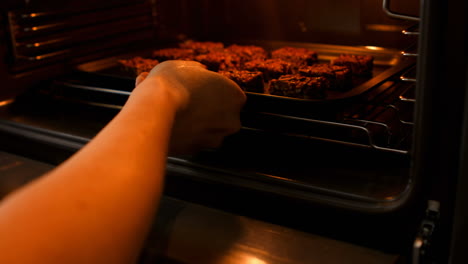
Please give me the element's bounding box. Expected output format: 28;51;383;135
0;0;467;263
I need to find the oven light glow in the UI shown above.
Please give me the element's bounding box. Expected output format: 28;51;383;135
0;99;15;107
31;27;38;31
365;46;384;51
365;24;403;32
30;13;38;18
245;257;266;264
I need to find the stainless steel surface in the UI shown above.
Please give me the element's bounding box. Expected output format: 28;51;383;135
142;197;400;264
398;96;415;104
386;105;414;126
58;81;132;96
401;43;418;58
400;66;417;83
402;24;420;36
401;52;418;57
382;0;420;21
165;0;414;50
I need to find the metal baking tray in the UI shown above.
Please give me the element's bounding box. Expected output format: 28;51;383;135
75;41;414;105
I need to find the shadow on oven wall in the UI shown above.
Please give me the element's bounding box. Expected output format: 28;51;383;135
157;0;417;48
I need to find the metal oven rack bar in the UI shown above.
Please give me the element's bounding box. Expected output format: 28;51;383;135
382;0;420;21
247;112;409;155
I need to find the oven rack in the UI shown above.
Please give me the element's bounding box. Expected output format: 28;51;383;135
244;113;410;155
242;76;415;155
6;1;155;72
242;101;412;155
47;68;415;155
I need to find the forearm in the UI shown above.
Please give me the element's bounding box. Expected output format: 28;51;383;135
0;59;245;264
0;77;177;264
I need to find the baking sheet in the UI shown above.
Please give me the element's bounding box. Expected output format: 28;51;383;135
75;41;413;104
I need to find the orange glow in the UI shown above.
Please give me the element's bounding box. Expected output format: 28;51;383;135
0;99;15;107
365;24;403;32
245;256;266;264
364;46;384;51
30;13;38;18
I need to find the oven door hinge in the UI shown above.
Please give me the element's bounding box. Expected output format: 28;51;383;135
412;200;440;264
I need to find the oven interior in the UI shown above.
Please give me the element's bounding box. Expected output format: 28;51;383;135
0;0;425;257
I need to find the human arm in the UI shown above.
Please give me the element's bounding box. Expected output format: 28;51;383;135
0;61;246;264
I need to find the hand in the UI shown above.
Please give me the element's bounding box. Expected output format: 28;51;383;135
134;60;246;155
